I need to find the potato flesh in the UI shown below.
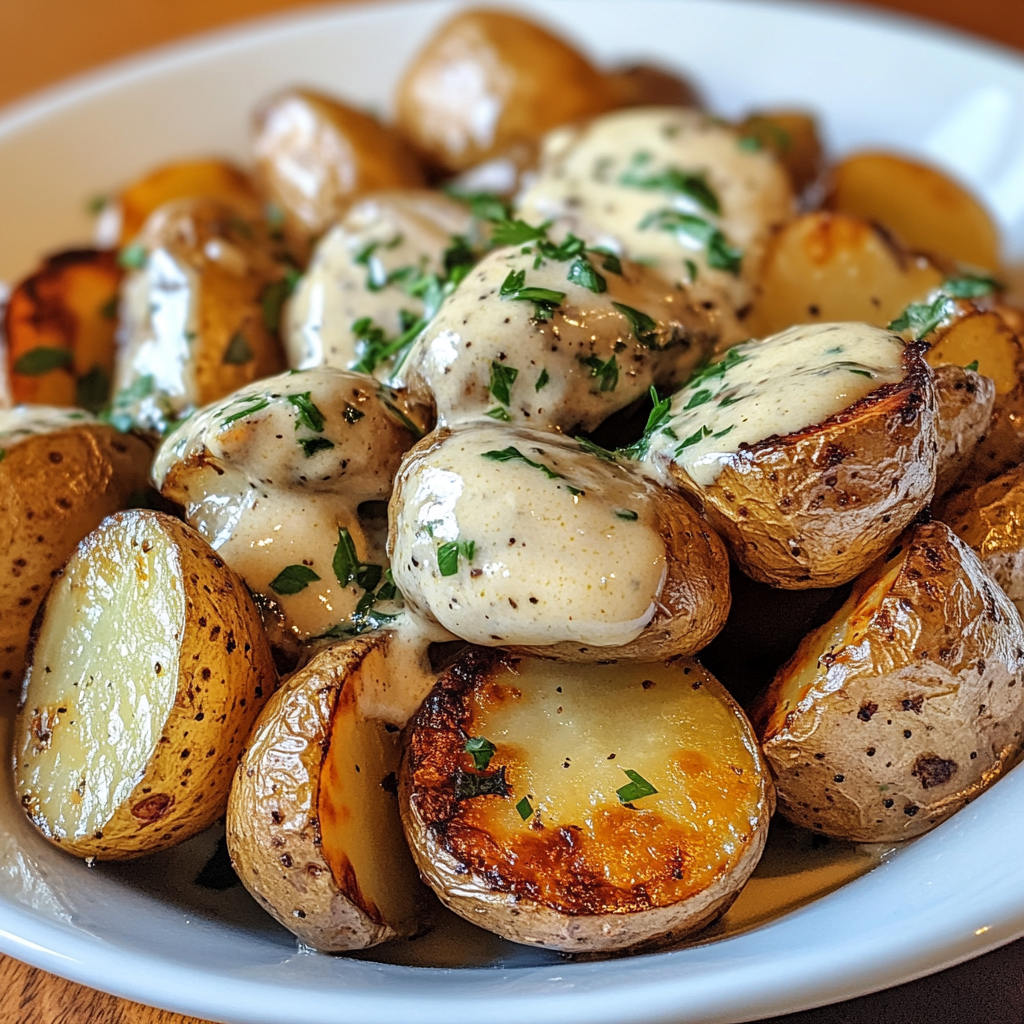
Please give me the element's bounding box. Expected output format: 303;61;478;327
17;515;184;841
927;311;1020;396
317;643;423;932
464;659;763;904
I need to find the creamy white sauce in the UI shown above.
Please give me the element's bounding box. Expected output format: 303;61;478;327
516;107;793;312
645;322;907;487
400;240;735;433
0;406;96;450
389;424;667;648
285;190;472;379
154;368;417;648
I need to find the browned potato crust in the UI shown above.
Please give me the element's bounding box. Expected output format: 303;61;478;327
118;158;260;245
14;510;277;859
0;421;152;702
752;521;1024;842
253;88;425;243
604;63;701;110
826;151;1001;270
746;212;943;338
394;9;617;173
736;111;823;194
665;343;938;589
227;635;429;950
401;648;773;953
4;249;121;412
941;465;1024;618
931;363;996;496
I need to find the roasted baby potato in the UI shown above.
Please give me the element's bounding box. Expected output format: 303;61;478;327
285;189;472;380
941;465;1024;618
517;107;794;314
644;323;938;589
826;151;1000;270
4;249;122;412
400;240;734;434
253;88;425;245
931;363;995;496
745;212;944;338
394;9;616;174
117;158;260;245
154;369;419;660
736;111;823;195
752;521;1024;843
389;424;730;661
111;198;289;434
401;648;773;953
228;634;430;951
14;509;277;860
0;409;152;703
604;63;701;110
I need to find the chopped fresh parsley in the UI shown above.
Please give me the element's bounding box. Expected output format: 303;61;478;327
499;269;565;321
889;275;1001;340
488;361;519;406
454;767;510;800
86;194;109;215
99;295;118;321
619;154;721;215
616;769;658;804
676;425;712;453
299;436;335;458
13;347;73;376
620;387;673;460
567;255;607;293
944;274;1000;298
535;368;550;391
117;244;147;270
223;331;253;365
575;436;618;462
612;302;659;347
261;268;302;333
686;346;749;390
465;736;497;771
437;539;476;577
490;218;551;247
847;368;873;378
639;209;743;275
269;564;321;596
515;796;534;820
333;527;361;587
287;392;326;432
481;446;563;479
615;509;639;521
965;360;980;372
485;406;513;421
684;388;713;410
75;365;110;413
220;397;271;428
713;424;735;439
581;353;619;392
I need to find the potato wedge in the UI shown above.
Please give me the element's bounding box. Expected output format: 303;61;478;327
117;158;260;245
604;63;701;110
941;465;1024;618
401;649;773;953
389;425;730;661
4;249;121;412
14;509;277;860
228;634;430;950
394;9;616;174
645;323;938;589
110;198;289;434
253;88;425;245
0;410;152;703
752;521;1024;843
736;111;823;194
826;151;1000;270
745;212;943;338
932;363;995;496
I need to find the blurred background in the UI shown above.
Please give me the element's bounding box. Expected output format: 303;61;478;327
1;0;1023;109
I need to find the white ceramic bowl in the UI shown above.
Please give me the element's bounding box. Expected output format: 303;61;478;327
3;3;1024;1022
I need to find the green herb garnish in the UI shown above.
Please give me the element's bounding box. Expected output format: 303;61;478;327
615;509;639;521
616;769;658;804
287;392;326;432
535;368;550;391
567;255;606;293
454;767;510;800
482;446;563;479
965;360;980;372
437;539;476;577
485;406;513;421
676;425;712;453
619;155;721;215
489;361;519;406
490;219;551;247
465;736;497;771
299;436;335;458
269;564;321;595
333;527;360;587
75;365;110;413
611;302;659;347
581;353;619;392
639;209;743;275
99;295;118;321
117;244;147;270
515;796;534;820
13;347;73;376
223;331;253;365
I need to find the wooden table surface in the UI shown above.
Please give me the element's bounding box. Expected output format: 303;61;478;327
2;2;1024;1022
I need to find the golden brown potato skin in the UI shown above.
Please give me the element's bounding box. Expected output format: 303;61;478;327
227;636;427;951
511;487;731;662
664;343;938;589
0;424;152;702
736;111;823;194
932;363;996;497
253;88;425;242
394;9;617;173
401;648;772;953
825;151;1001;270
4;249;122;412
752;521;1024;843
118;158;260;245
604;63;700;110
941;465;1024;619
15;510;277;859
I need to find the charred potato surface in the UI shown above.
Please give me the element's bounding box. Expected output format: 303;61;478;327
753;521;1024;843
646;322;938;588
401;648;773;953
228;635;429;951
0;410;152;702
931;363;996;497
14;509;277;860
389;424;730;660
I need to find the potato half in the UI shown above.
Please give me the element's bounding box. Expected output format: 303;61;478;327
228;635;430;950
14;509;277;860
752;521;1024;843
931;363;995;496
401;648;773;953
0;410;152;701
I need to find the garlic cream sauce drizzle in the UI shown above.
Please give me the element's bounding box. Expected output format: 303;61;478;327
646;323;906;487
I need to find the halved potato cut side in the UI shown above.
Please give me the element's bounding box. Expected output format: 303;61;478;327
401;650;773;954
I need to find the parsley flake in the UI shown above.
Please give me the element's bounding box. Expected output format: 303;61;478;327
676;425;712;453
621;387;673;460
965;360;980;372
454;767;510;800
535;368;550;391
482;446;563;479
640;209;743;275
437;539;476;577
223;331;253;365
616;769;658;804
612;302;659;347
270;564;321;595
581;353;619;392
117;244;147;270
619;156;721;215
299;436;335;458
465;736;497;771
615;509;639;521
485;406;513;421
490;219;551;247
13;347;73;376
567;255;607;293
516;796;534;820
287;392;326;432
488;361;519;406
